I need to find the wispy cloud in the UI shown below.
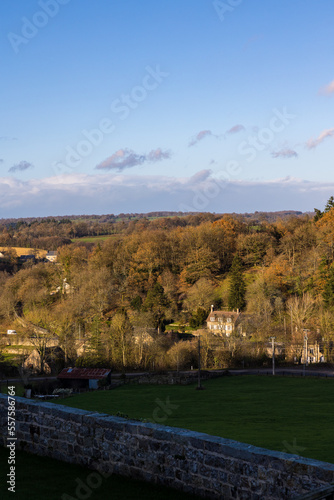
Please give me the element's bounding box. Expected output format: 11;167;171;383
95;148;171;171
226;124;245;134
8;160;34;173
146;148;171;162
0;159;4;164
188;169;212;185
96;149;144;171
319;80;334;96
0;136;17;141
271;148;298;159
306;128;334;149
188;130;213;147
189;125;244;146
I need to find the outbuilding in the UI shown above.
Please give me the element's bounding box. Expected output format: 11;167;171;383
57;367;111;389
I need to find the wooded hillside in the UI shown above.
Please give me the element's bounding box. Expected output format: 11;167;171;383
0;202;333;371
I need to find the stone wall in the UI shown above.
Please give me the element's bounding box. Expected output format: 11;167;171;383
122;370;226;385
1;393;334;499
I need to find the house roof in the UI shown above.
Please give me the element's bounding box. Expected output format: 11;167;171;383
46;251;57;256
57;367;111;380
24;347;64;367
206;311;241;322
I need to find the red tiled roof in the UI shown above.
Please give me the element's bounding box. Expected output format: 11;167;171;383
57;368;111;379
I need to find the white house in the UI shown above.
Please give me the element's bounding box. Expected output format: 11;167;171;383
206;306;243;337
46;251;58;262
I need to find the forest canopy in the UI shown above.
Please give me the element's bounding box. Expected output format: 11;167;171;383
1;203;334;371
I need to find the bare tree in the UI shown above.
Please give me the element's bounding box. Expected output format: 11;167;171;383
287;293;316;336
109;311;133;369
287;293;317;362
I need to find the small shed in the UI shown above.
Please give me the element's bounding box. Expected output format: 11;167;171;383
57;367;111;389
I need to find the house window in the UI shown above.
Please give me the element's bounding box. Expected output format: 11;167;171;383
309;348;314;355
210;316;215;321
227;318;232;323
214;325;218;329
227;325;232;331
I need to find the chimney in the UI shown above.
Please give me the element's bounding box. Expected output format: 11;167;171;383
211;305;214;313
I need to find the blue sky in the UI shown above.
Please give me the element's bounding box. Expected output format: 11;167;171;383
1;0;334;217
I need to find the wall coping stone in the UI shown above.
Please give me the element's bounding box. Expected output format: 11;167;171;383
2;394;334;471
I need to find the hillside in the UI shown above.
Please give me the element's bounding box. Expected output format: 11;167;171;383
0;201;333;373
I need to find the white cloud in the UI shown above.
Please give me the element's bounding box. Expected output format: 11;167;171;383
226;124;245;134
306;128;334;149
271;148;298;159
188;130;213;147
95;148;171;171
146;148;171;162
0;172;332;217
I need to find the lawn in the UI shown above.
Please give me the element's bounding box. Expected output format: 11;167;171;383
0;382;25;397
70;235;118;243
0;446;202;500
164;323;195;332
55;375;334;464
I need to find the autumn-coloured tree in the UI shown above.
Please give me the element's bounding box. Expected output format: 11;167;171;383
3;207;334;371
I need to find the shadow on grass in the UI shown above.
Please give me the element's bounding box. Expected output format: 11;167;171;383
0;446;203;500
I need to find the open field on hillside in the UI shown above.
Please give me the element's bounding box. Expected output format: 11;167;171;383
0;446;201;500
0;246;47;258
56;376;334;464
71;234;120;243
164;322;195;332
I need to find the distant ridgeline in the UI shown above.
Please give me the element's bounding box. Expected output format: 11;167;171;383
0;210;311;257
0;210;307;226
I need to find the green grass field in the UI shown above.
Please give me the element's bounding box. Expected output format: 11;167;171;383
0;383;25;397
0;446;201;500
70;235;113;243
55;376;334;464
164;323;195;332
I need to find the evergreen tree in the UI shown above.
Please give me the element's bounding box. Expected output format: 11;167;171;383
143;283;169;333
228;255;246;311
325;196;334;213
189;307;208;328
314;196;334;221
323;266;334;309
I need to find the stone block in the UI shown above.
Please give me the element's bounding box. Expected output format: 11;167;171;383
104;430;116;441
